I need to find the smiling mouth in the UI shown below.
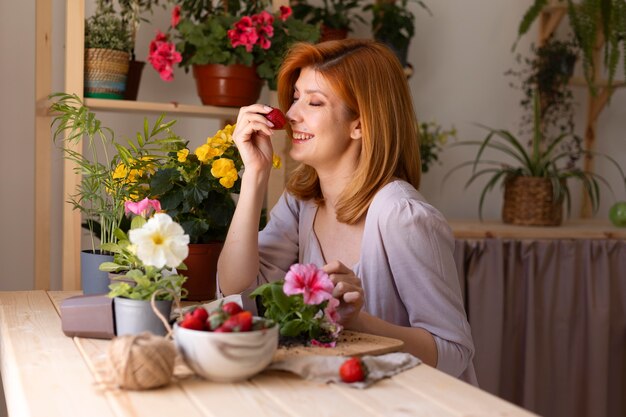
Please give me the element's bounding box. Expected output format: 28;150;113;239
292;132;314;142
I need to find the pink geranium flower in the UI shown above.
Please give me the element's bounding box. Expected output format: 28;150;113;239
279;6;292;22
171;5;181;28
283;263;334;305
124;197;161;218
147;31;182;82
324;297;341;324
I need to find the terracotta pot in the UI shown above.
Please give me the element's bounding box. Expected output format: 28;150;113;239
192;64;263;107
123;59;145;100
182;242;224;301
319;25;349;43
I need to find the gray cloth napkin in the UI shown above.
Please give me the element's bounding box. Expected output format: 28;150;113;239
266;352;421;388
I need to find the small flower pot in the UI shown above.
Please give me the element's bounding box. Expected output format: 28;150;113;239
81;250;114;295
84;48;130;99
192;64;263;107
123;59;145;101
113;297;172;337
502;176;563;226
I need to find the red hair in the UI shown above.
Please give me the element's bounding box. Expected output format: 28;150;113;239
277;39;421;224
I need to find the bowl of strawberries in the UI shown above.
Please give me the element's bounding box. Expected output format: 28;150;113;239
173;300;278;382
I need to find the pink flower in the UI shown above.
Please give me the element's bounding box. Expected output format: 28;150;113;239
171;5;181;28
310;339;336;348
283;263;334;305
148;31;182;81
324;297;341;325
279;6;292;22
124;198;161;218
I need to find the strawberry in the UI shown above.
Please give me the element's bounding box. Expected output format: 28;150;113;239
265;107;286;130
180;312;204;331
214;311;253;333
339;357;367;383
191;307;208;323
207;309;227;331
221;302;243;316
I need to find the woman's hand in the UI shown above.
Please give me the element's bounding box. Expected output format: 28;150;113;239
232;104;277;175
322;260;364;328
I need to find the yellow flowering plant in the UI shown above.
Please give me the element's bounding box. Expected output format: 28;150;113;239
143;124;280;243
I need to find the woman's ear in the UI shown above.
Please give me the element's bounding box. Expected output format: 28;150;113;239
350;118;362;140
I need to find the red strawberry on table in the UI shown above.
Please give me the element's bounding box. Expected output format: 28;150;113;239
339;357;367;383
265;107;286;130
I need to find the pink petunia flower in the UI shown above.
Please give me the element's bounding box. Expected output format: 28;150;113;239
283;263;334;305
124;197;161;218
171;5;181;28
324;297;341;324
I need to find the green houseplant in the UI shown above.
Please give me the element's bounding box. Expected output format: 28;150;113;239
49;93;183;292
84;3;133;98
291;0;366;41
446;91;625;225
103;209;190;336
515;0;626;91
363;0;430;67
149;0;319;101
418;121;456;174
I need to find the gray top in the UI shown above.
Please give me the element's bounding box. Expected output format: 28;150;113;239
255;180;477;384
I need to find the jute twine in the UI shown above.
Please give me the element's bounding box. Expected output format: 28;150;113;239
98;291;185;391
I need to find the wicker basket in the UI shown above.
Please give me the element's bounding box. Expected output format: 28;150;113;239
84;48;130;99
502;176;563;226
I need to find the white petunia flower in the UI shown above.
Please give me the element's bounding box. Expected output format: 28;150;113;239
129;213;189;269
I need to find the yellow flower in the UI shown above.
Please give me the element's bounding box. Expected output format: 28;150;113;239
177;148;189;162
211;158;238;189
112;163;129;179
272;154;282;169
195;143;220;163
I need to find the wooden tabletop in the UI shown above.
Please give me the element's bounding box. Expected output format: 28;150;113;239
449;219;626;240
0;291;537;417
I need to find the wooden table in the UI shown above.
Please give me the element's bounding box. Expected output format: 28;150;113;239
0;291;537;417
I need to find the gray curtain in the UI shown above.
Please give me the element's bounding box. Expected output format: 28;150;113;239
454;239;626;417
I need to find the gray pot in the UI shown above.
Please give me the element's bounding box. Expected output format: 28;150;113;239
113;297;172;337
81;250;114;295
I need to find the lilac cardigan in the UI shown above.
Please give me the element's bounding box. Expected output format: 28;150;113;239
251;180;477;384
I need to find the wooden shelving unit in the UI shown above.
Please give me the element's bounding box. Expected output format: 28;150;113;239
34;0;289;291
538;1;625;217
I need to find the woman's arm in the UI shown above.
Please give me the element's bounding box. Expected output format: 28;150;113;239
217;104;275;295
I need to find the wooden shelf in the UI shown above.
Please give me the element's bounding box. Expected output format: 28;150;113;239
449;219;626;240
84;98;240;119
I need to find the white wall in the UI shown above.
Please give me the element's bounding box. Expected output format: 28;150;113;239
1;0;625;292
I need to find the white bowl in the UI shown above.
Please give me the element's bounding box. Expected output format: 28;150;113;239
173;320;278;382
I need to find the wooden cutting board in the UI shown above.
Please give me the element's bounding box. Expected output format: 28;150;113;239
273;330;404;362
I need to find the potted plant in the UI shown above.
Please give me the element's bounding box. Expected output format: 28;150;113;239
84;2;133;99
446;91;625;226
100;0;167;100
363;0;430;68
49;93;183;293
136;124;241;300
418;121;457;174
102;209;189;336
291;0;366;42
515;0;626;92
148;0;319;105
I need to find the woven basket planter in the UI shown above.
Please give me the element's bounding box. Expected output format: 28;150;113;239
84;48;130;99
502;176;563;226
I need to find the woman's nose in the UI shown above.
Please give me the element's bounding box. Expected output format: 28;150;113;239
286;104;299;124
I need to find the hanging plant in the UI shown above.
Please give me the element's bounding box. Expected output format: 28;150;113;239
515;0;626;92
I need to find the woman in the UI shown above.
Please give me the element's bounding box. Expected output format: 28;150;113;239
218;39;477;384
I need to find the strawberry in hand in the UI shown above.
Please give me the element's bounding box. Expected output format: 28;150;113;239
339;357;367;383
265;107;287;130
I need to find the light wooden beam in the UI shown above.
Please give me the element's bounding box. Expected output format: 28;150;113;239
35;0;53;290
62;0;85;290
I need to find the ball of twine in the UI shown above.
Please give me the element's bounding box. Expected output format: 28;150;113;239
107;332;176;390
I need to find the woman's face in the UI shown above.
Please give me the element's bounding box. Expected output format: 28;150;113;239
285;67;361;174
